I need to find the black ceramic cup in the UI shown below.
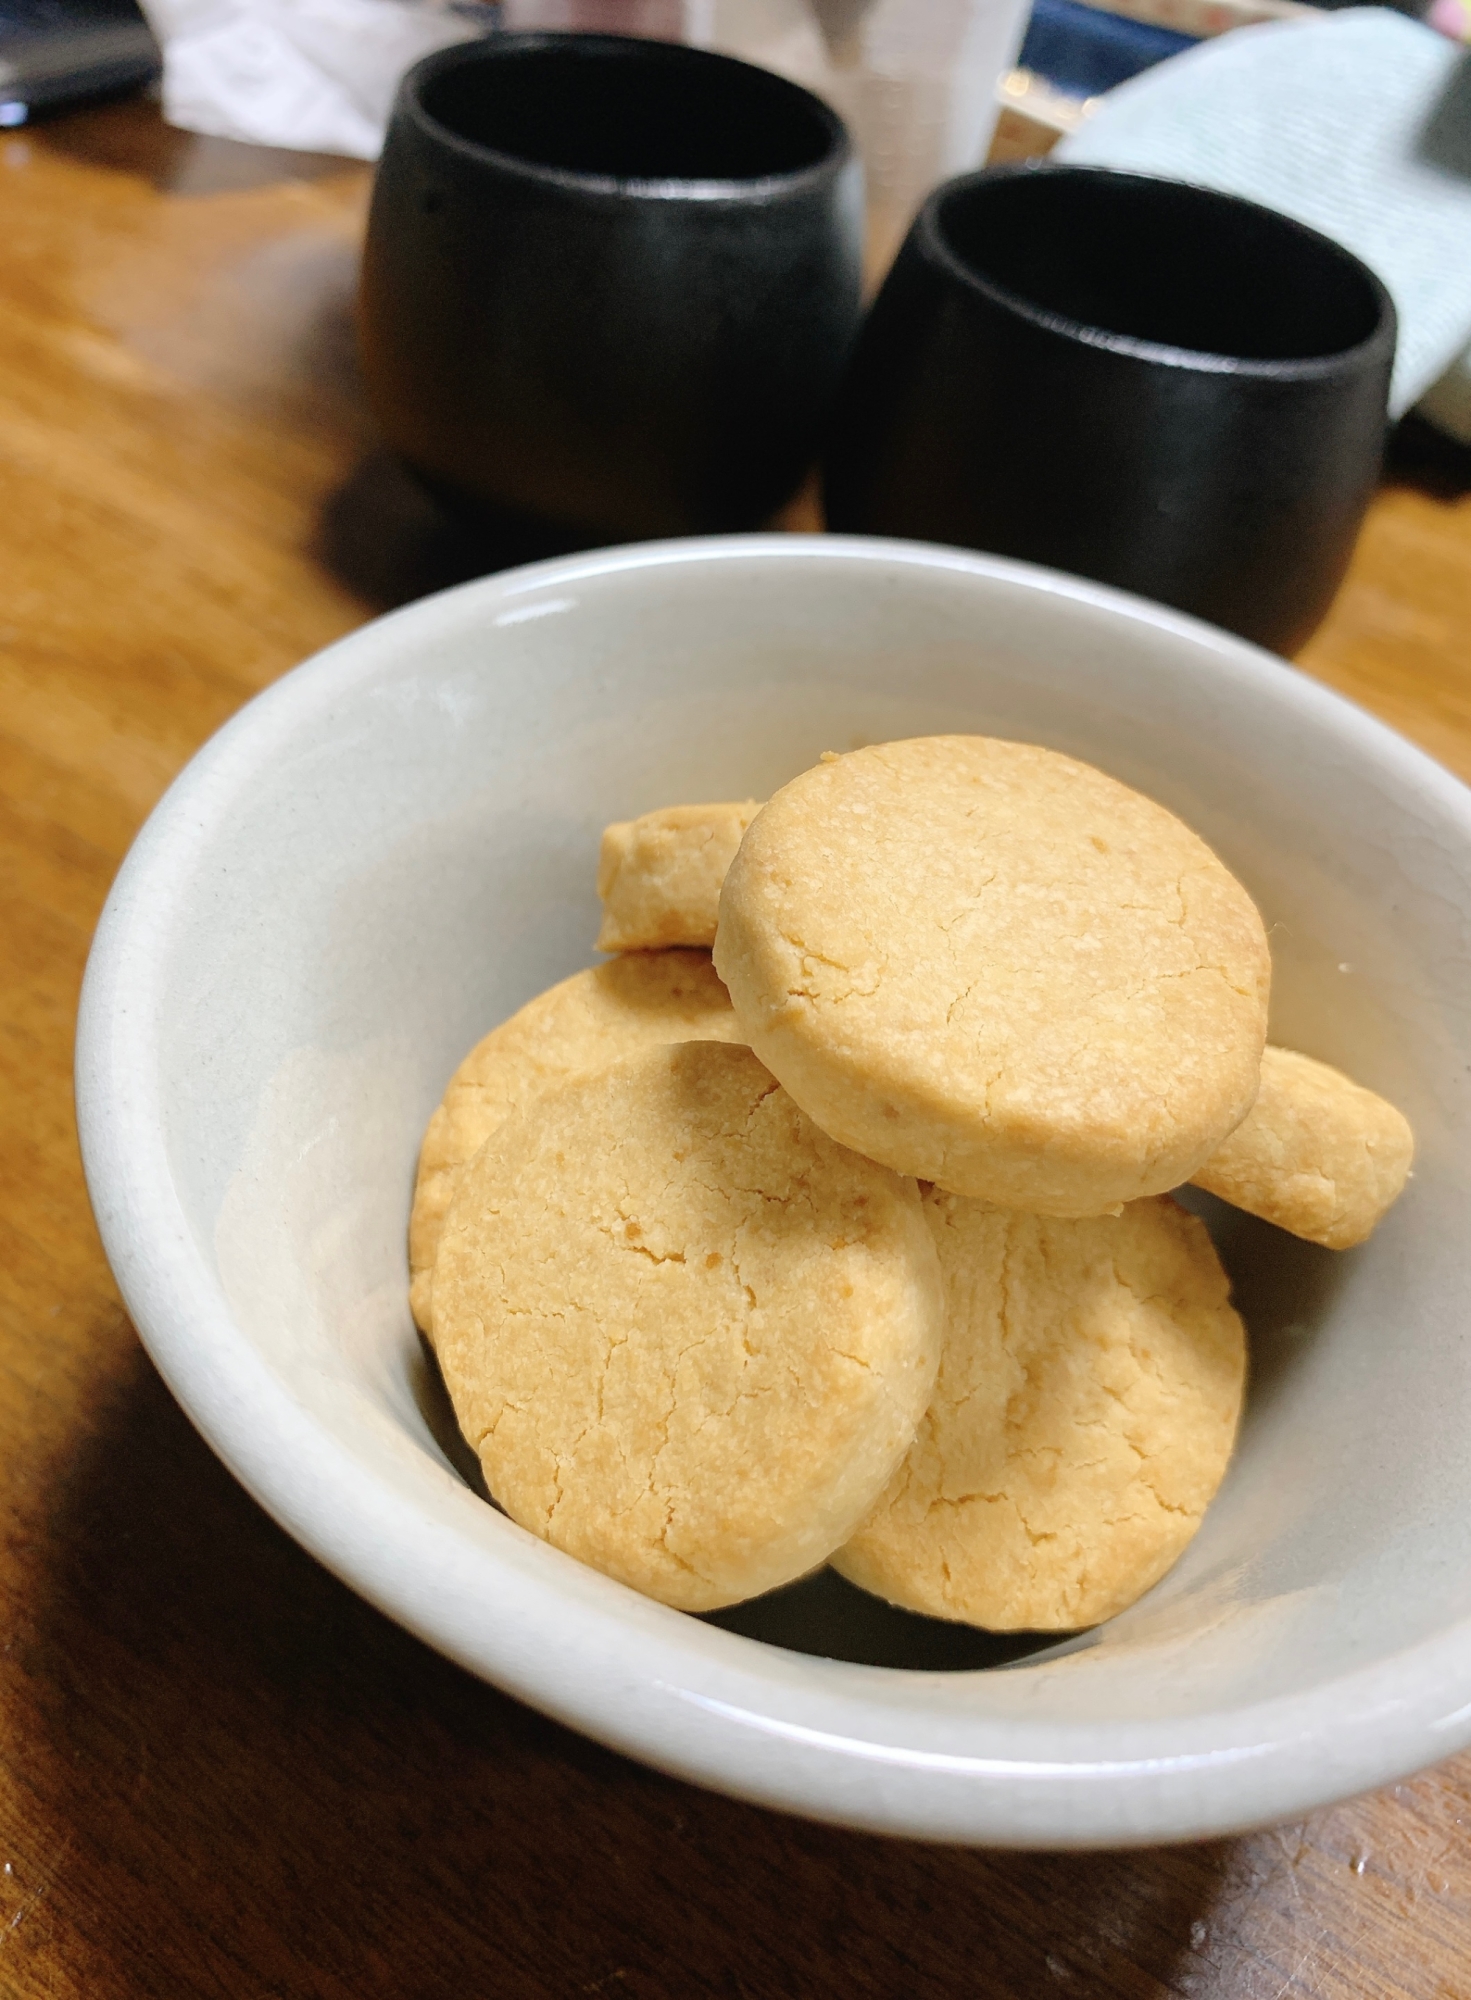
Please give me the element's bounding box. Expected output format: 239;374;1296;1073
822;165;1397;654
359;33;863;550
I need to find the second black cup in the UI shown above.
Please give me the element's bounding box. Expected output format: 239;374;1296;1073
360;33;864;550
823;166;1397;655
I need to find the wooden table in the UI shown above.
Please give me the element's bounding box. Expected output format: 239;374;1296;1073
4;92;1471;2000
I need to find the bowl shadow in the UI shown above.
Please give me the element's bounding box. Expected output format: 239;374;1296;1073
20;1324;1239;1997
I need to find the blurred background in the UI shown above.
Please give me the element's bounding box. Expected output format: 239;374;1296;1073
5;0;1465;280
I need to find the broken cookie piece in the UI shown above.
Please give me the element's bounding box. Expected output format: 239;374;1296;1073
1191;1044;1413;1249
597;800;761;951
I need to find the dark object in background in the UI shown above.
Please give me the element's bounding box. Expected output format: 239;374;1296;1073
1018;0;1196;99
359;33;863;551
823;165;1396;656
0;0;158;124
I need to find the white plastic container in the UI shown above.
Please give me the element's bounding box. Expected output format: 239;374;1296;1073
781;0;1033;276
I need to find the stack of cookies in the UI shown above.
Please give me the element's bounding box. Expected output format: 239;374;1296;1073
411;738;1413;1632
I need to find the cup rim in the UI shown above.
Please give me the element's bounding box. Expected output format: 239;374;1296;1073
918;164;1397;384
396;31;853;204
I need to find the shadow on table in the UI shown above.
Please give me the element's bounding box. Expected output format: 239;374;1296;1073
1384;414;1471;503
316;450;592;612
319;416;1471;618
14;1326;1242;2000
36;94;359;197
316;452;826;614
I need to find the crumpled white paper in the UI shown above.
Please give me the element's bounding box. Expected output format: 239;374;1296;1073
137;0;490;159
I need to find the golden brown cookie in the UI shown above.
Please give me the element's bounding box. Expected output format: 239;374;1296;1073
1191;1044;1413;1249
715;736;1270;1215
834;1191;1246;1631
596;801;762;951
409;952;741;1333
433;1041;944;1612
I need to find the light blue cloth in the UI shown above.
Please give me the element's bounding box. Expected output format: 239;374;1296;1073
1057;8;1471;428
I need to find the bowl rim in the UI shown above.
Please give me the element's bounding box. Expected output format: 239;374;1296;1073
75;531;1471;1849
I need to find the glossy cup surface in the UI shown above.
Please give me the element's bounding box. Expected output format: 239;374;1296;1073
823;167;1396;653
77;537;1471;1848
360;35;863;548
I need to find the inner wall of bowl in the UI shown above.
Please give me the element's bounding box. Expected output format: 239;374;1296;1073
173;545;1471;1725
417;39;836;182
938;171;1384;362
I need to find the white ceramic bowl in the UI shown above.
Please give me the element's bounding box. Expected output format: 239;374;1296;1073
76;535;1471;1849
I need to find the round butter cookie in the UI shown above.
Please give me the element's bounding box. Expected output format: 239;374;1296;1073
1191;1044;1413;1249
834;1191;1246;1631
714;736;1270;1215
409;952;741;1333
433;1041;943;1612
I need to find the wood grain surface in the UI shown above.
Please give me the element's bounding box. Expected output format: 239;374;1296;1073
4;93;1471;2000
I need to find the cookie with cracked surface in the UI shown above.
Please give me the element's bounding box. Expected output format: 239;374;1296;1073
409;952;742;1334
833;1190;1246;1632
714;736;1271;1215
433;1040;944;1612
1191;1044;1413;1249
597;800;762;951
